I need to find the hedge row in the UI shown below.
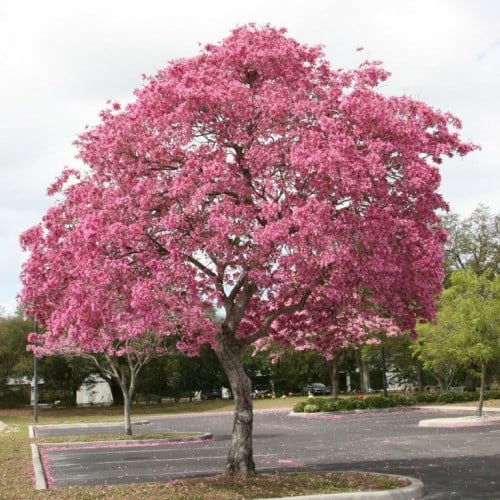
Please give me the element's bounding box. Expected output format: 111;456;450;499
292;389;500;413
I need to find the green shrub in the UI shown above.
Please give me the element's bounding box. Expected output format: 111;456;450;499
485;389;500;400
335;397;360;411
291;387;499;413
412;392;439;403
304;404;320;413
450;391;476;402
387;394;412;406
363;395;393;409
437;392;457;403
322;400;337;412
292;401;307;413
312;398;330;412
402;395;417;406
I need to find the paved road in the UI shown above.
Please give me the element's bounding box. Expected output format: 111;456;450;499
35;407;500;499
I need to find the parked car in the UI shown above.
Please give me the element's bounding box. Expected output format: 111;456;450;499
303;383;330;396
201;388;222;400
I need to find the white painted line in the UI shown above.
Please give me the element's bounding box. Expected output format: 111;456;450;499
48;453;277;468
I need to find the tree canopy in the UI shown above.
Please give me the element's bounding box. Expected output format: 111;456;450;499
20;25;476;475
443;205;500;279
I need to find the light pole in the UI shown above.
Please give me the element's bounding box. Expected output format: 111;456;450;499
33;320;38;423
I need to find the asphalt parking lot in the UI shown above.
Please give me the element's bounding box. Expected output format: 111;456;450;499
33;407;500;499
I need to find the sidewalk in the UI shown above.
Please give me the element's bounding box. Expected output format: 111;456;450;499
419;404;500;413
416;404;500;428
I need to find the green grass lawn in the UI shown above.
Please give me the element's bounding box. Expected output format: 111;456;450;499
0;397;416;499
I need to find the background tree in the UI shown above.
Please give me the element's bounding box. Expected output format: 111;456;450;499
20;186;179;434
442;205;499;390
370;335;428;392
0;311;33;405
413;270;500;411
271;348;330;395
444;271;500;415
413;310;464;392
443;205;499;280
20;25;475;476
37;355;96;405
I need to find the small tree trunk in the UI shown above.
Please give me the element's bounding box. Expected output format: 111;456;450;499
381;347;388;397
108;378;125;405
477;363;487;417
329;351;344;400
465;367;477;392
356;349;370;393
215;329;255;477
123;392;132;435
415;363;423;393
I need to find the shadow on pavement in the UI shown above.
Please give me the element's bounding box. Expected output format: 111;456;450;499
302;455;500;500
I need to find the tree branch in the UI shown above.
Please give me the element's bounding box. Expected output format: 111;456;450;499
187;255;217;278
243;288;312;345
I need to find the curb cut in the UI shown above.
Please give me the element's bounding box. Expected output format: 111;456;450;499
259;472;424;499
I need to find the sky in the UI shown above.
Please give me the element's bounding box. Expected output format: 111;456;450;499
1;0;499;315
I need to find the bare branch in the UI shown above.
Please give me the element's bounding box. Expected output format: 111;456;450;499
243;289;311;345
187;255;217;278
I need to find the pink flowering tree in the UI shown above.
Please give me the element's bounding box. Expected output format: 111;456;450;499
20;174;179;435
20;25;476;475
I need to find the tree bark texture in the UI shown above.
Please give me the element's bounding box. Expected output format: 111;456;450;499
356;350;370;393
329;351;345;400
477;363;487;417
215;329;255;477
123;394;132;435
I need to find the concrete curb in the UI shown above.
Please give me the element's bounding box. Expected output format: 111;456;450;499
416;405;500;413
35;432;213;449
31;419;150;435
289;407;419;418
415;405;500;428
259;472;424;499
31;443;47;490
418;415;500;428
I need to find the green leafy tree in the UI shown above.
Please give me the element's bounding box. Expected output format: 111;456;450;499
444;271;500;415
37;356;96;405
413;310;464;392
0;312;33;403
272;349;330;395
443;205;500;280
414;271;500;414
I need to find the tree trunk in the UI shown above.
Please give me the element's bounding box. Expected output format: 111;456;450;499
465;367;477;392
381;347;388;397
415;363;423;393
108;377;125;405
329;351;344;400
123;392;132;435
477;363;487;417
214;329;255;477
356;349;370;394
